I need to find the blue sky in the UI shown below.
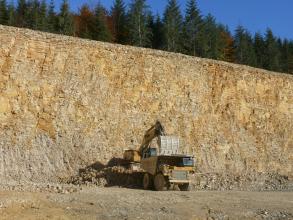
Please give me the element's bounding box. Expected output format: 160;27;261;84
54;0;293;39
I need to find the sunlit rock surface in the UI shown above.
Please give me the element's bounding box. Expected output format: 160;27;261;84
0;25;292;184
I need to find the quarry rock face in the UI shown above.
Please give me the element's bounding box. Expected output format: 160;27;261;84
0;25;292;184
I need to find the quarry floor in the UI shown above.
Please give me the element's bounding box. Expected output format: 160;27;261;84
0;187;292;220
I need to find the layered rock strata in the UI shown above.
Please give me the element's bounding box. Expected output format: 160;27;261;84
0;25;292;184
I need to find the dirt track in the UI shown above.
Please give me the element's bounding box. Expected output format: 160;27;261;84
0;187;292;220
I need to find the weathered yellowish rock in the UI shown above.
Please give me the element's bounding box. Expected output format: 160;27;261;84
0;96;10;113
0;25;292;184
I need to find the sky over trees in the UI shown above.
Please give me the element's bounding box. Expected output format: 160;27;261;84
0;0;292;74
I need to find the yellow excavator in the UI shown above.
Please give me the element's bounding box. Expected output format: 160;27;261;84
123;121;165;162
123;121;195;191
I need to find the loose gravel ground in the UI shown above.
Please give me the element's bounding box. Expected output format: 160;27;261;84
0;187;292;220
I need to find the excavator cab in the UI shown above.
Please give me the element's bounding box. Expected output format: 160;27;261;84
142;148;158;158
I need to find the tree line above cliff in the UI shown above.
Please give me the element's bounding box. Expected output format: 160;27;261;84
0;0;292;75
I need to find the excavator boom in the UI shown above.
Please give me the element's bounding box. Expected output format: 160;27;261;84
139;121;165;155
123;121;165;162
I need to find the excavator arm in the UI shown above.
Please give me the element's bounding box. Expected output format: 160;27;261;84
139;121;165;155
123;121;165;162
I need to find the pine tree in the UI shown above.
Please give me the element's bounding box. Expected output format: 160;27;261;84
149;14;164;49
182;0;202;56
199;14;224;59
234;25;256;66
93;4;112;42
163;0;183;52
202;14;216;58
16;0;27;27
288;41;293;74
36;0;47;31
279;39;289;72
58;0;74;35
278;39;290;73
146;13;154;47
264;28;280;71
0;0;8;25
47;0;57;32
110;0;127;44
128;0;152;47
254;32;266;68
25;0;40;29
7;1;15;26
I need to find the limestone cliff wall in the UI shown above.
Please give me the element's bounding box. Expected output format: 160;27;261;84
0;26;292;183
